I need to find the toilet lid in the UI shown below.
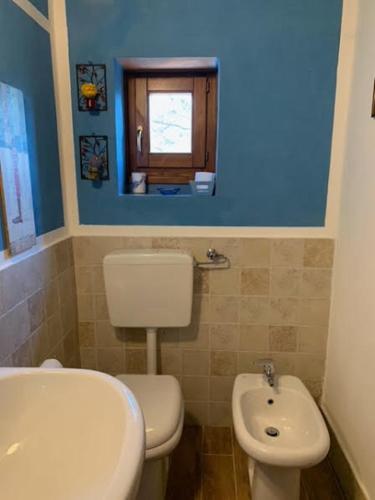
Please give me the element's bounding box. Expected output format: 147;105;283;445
116;374;182;451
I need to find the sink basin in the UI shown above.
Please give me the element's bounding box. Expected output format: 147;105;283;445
0;368;144;500
233;374;330;468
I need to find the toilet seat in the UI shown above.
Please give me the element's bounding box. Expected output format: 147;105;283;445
116;374;184;460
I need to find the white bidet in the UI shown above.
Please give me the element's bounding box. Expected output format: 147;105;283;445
232;374;330;500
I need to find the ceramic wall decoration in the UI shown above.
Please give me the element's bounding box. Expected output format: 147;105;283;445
79;135;109;181
76;64;107;112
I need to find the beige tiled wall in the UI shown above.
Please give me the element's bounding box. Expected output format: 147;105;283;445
0;239;80;368
73;236;334;426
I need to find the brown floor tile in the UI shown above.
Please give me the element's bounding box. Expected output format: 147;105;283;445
166;426;345;500
301;459;345;500
203;426;233;455
233;434;252;500
202;454;236;500
166;426;203;500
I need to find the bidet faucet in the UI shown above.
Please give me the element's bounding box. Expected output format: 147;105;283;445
259;359;275;387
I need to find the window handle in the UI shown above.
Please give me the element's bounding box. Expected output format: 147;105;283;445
136;125;143;153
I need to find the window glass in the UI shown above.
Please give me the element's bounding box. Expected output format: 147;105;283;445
149;92;192;153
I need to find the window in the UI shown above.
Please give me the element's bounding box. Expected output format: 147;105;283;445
125;69;217;185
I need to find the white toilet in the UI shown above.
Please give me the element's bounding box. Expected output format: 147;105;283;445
103;249;194;500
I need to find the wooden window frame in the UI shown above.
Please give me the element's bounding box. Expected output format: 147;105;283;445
125;71;217;185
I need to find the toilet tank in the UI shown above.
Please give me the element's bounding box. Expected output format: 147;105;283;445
103;250;193;328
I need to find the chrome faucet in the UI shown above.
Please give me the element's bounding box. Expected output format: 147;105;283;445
259;359;275;387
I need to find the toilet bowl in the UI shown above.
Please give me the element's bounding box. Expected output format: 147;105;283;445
117;374;184;500
232;373;330;500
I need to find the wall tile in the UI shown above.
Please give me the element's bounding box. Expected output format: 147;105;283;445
92;266;105;293
300;269;332;298
123;328;146;348
271;239;304;267
31;323;50;366
183;350;209;375
44;279;59;318
125;349;146;374
241;268;270;295
209;376;235;402
21;252;44;297
160;349;182;375
0;302;30;360
298;326;328;354
210;268;240;295
194;268;210;294
304;239;334;268
68;235;334;425
208;402;232;426
158;328;179;350
28;290;45;333
75;266;93;294
294;354;325;379
78;322;95;347
97;321;123;347
210;238;241;267
211;351;237;376
0;238;80;369
63;327;79;365
77;294;94;321
210;324;239;351
182;376;209;401
47;312;63;348
178;237;211;261
80;348;96;369
94;294;109;320
98;347;125;374
240;238;270;267
270;268;300;297
298;298;330;326
179;323;209;350
269;297;299;325
239;297;269;324
12;339;32;367
269;326;298;352
58;268;76;305
0;264;26;313
192;294;210;323
210;296;239;324
60;296;77;334
239;325;269;351
237;351;268;373
124;237;153;250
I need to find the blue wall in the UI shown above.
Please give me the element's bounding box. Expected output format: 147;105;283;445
67;0;342;227
0;0;63;250
29;0;48;17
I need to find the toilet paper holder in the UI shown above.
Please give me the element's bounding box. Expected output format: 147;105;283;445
194;248;231;269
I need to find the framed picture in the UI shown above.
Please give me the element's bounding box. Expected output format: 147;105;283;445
0;82;36;255
76;63;107;112
79;135;109;181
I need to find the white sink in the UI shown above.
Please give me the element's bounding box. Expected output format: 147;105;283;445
233;374;330;500
0;368;144;500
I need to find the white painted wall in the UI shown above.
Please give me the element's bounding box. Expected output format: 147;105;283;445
322;0;375;497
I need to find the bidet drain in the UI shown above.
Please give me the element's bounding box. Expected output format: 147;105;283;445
265;426;280;437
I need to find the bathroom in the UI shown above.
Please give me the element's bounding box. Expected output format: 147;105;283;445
0;0;373;498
